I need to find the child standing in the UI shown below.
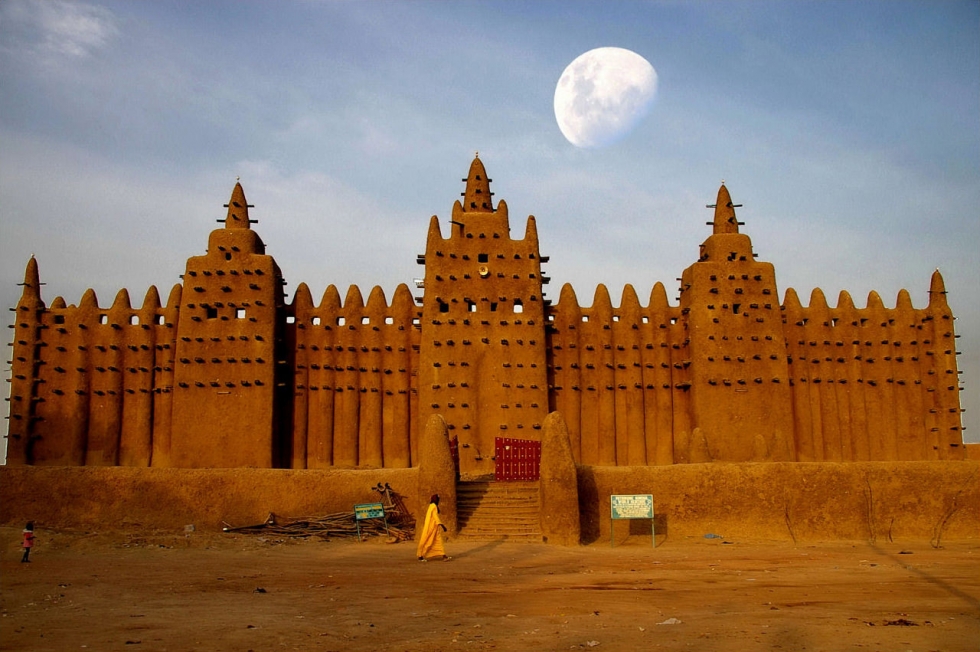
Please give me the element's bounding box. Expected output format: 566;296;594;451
21;521;35;563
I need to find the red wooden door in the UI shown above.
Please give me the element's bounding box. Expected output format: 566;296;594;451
494;437;541;481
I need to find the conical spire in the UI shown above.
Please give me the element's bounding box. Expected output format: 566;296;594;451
223;182;252;229
461;154;494;213
712;184;739;234
16;256;43;311
20;256;41;300
928;268;948;309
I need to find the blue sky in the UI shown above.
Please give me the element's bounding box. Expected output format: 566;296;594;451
1;0;977;443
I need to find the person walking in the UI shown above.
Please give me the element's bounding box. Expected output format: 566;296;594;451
416;495;450;561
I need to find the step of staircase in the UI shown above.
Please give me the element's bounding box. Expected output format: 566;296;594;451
456;481;542;542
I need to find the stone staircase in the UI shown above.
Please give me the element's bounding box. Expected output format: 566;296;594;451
455;481;542;542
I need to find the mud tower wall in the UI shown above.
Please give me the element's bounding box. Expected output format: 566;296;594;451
679;185;795;462
417;157;550;478
169;184;289;468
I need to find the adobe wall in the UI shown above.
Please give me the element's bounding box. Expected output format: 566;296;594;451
0;466;419;531
6;160;967;471
578;461;980;544
285;283;420;469
2;462;976;545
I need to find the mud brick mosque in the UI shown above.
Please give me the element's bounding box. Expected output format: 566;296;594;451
6;156;967;477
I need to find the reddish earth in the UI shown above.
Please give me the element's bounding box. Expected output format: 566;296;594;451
1;527;977;652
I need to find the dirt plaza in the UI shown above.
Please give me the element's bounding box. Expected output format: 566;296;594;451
2;527;977;652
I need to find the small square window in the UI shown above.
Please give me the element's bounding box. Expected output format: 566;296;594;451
130;315;140;325
385;316;394;325
236;309;247;319
206;307;218;320
99;314;108;325
286;315;296;324
478;253;489;263
362;317;371;325
312;316;321;326
337;317;346;326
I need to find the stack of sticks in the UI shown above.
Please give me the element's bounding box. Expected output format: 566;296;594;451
221;483;416;542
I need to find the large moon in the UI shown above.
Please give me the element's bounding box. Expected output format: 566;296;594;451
554;47;658;148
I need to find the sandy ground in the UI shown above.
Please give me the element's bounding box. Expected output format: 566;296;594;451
1;527;977;652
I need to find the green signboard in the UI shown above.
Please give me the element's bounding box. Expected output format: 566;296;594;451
354;503;385;520
609;494;655;548
353;502;388;541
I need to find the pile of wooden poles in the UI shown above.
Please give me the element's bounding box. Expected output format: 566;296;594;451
221;483;416;542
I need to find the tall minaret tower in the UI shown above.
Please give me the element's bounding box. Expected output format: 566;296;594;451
170;183;289;468
679;184;795;461
417;156;549;478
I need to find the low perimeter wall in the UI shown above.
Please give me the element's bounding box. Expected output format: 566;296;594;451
580;461;979;545
0;466;420;531
1;462;977;544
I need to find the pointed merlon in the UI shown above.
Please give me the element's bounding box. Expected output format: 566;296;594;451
79;288;100;309
712;184;740;235
836;290;855;311
343;285;365;310
111;288;133;310
320;285;342;312
166;283;183;309
366;285;388;311
896;288;914;312
291;283;314;311
649;282;669;310
782;287;803;316
523;215;539;243
224;182;252;229
461;156;494;213
557;282;579;307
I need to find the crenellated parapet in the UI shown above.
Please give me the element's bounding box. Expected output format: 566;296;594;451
286;282;420;469
546;281;687;466
781;269;964;461
6;259;179;467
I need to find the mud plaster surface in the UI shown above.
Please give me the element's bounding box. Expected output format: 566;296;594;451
1;527;977;652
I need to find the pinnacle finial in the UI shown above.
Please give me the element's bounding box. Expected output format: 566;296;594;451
928;268;948;309
462;155;493;213
18;256;42;306
711;184;740;234
223;182;251;230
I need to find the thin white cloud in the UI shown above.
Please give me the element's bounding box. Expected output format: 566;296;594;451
0;0;118;60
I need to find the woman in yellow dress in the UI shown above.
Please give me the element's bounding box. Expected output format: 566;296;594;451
416;494;450;561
